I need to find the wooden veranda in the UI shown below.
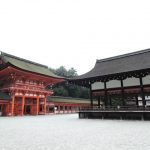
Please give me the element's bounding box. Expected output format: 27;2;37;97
69;49;150;120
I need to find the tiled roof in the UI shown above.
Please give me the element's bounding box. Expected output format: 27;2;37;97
0;52;64;79
71;48;150;80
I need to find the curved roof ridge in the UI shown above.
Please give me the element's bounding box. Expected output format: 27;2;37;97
97;48;150;63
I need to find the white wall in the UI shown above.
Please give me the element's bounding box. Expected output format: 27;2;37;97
143;75;150;85
91;76;149;90
123;77;140;87
107;80;121;88
92;82;104;90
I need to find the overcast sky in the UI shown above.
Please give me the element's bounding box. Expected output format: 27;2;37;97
0;0;150;75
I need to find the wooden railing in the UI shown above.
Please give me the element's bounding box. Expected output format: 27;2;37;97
80;106;150;112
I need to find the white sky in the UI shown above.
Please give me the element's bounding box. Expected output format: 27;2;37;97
0;0;150;75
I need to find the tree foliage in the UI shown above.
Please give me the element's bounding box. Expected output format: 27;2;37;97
49;66;89;99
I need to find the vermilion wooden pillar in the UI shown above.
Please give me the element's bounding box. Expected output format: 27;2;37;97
11;95;15;116
22;95;25;116
37;96;39;115
44;97;46;114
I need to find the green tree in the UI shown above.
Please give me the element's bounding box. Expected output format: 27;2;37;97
53;86;69;97
55;66;68;77
67;68;77;78
49;66;89;99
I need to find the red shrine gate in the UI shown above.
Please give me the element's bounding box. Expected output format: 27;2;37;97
0;67;62;116
0;52;64;116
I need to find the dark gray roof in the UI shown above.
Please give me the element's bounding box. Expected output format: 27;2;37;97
0;51;64;79
71;48;150;80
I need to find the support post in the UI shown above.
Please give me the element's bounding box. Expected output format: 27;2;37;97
44;97;47;114
98;96;100;108
22;95;25;116
135;96;139;107
139;76;146;106
90;84;93;107
36;96;39;115
121;79;125;106
11;95;15;116
104;81;108;106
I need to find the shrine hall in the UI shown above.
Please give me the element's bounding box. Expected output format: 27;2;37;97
0;52;90;116
69;49;150;120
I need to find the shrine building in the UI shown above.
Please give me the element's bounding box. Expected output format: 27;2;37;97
69;49;150;120
0;52;90;116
